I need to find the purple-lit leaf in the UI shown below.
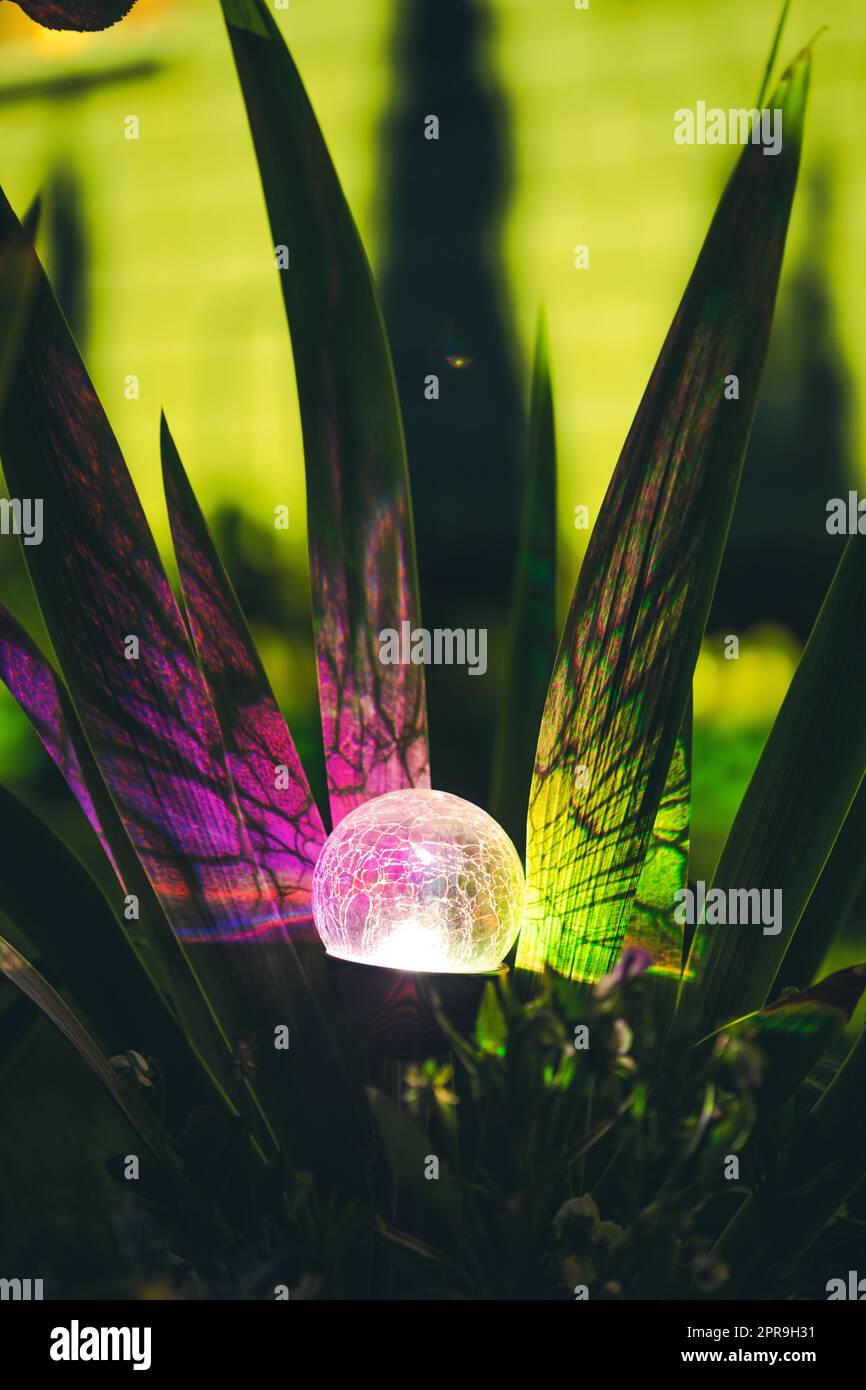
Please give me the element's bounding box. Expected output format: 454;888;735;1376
221;0;430;824
776;776;866;996
0;606;263;1122
517;51;810;985
0;190;275;949
0;187;330;1153
0;602;120;877
161;417;326;939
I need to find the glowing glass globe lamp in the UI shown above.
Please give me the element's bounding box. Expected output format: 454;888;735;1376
311;789;525;974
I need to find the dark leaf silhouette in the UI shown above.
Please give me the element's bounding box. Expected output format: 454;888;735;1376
11;0;138;32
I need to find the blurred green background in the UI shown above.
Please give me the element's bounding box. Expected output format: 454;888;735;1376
0;0;863;926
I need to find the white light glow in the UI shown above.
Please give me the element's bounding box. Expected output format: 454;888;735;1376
311;789;525;973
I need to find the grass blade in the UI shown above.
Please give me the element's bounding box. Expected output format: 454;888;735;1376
756;0;792;107
490;315;557;859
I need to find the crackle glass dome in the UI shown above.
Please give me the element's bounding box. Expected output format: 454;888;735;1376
311;788;525;973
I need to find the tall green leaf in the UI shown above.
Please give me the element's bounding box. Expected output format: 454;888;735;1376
221;0;430;826
490;315;557;859
681;534;866;1036
621;716;692;1049
775;775;866;995
756;0;792;107
623;716;691;980
516;49;811;985
716;1019;866;1274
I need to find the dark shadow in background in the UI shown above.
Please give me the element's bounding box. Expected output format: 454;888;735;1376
710;166;853;642
46;164;89;348
377;0;526;806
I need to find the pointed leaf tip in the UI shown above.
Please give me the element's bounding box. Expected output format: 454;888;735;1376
221;0;431;822
518;39;809;986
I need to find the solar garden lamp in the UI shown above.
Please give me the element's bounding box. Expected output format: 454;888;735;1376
312;789;525;1058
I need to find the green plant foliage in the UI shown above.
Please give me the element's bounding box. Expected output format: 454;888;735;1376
681;533;866;1035
490;315;557;858
1;8;864;1302
715;1011;866;1287
221;0;430;827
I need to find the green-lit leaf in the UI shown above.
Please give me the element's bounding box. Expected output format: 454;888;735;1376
475;981;508;1055
623;716;691;980
681;534;866;1035
491;315;558;858
775;775;866;995
517;50;811;986
756;0;792;106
